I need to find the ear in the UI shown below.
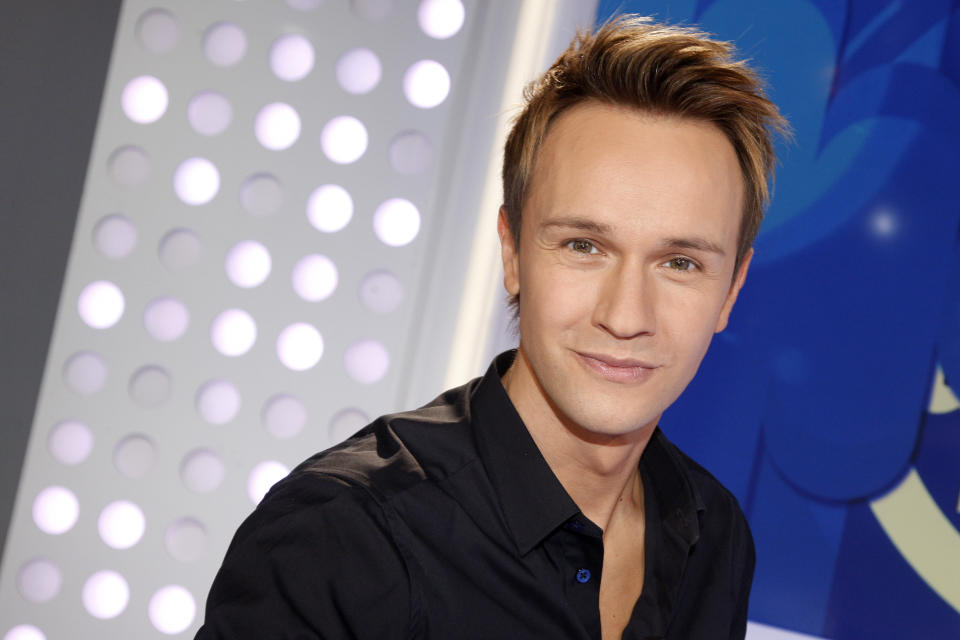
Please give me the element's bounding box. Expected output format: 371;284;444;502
498;207;520;296
714;248;753;333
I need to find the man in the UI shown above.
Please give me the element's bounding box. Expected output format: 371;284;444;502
197;15;787;640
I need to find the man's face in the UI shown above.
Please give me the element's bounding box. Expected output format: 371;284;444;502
499;101;751;439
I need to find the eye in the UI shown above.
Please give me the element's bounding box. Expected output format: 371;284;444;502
566;239;599;254
663;256;698;272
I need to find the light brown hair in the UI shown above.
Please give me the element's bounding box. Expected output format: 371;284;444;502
502;15;789;291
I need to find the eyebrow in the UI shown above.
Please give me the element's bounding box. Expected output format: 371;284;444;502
539;217;613;234
662;237;727;257
540;217;728;257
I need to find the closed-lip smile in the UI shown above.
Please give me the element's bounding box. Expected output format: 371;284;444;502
574;351;658;383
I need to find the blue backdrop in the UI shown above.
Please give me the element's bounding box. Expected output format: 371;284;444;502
596;0;960;637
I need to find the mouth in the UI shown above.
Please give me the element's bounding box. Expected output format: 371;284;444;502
574;351;658;384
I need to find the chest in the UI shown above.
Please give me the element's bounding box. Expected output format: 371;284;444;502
599;513;647;639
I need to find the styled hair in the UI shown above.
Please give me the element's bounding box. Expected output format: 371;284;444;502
501;15;789;286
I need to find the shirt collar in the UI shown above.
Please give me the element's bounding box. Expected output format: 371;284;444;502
471;351;580;556
470;350;705;558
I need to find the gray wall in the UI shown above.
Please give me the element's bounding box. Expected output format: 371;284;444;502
0;0;122;558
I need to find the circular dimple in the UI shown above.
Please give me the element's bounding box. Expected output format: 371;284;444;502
48;420;94;465
129;365;172;408
136;9;179;53
108;146;150;187
114;434;155;479
17;558;62;603
389;131;432;175
63;351;107;395
187;91;232;136
181;449;225;493
359;270;404;314
203;22;247;67
335;48;381;95
158;228;203;271
329;408;369;443
92;214;137;259
262;394;307;439
165;518;207;563
195;379;241;425
144;297;189;342
270;34;315;82
344;339;390;384
240;174;283;216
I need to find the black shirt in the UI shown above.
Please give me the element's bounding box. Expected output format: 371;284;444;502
197;351;754;639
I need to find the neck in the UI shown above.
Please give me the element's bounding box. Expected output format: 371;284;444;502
502;348;656;529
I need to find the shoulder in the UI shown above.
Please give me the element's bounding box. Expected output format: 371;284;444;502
655;431;748;528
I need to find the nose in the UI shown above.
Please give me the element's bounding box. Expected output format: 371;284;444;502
592;260;656;339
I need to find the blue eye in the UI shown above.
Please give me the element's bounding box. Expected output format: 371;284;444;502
567;239;598;254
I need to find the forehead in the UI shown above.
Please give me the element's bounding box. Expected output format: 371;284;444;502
527;102;743;245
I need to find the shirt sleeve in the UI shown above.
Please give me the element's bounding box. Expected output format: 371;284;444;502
195;472;415;640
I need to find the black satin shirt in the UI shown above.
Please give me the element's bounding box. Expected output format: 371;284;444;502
197;351;754;639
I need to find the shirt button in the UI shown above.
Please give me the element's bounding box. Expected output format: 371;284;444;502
575;568;591;584
566;520;584;532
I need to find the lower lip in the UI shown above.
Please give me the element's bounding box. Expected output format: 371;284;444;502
575;353;654;384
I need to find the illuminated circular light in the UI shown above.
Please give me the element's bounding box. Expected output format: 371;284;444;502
114;435;155;478
352;0;393;21
871;207;898;238
187;91;232;136
181;449;225;493
149;585;196;635
287;0;323;9
262;394;306;439
306;184;353;232
82;570;129;619
276;323;324;371
404;60;450;108
321;115;367;164
129;365;172;407
344;339;390;384
195;379;241;425
359;270;404;313
48;420;94;465
63;351;107;395
203;22;247;67
32;486;78;535
292;254;338;301
78;280;125;329
255;102;301;151
335;48;381;94
3;625;45;640
270;34;315;82
17;558;61;603
108;146;150;187
247;461;289;504
240;174;283;216
158;228;203;270
373;198;421;247
225;240;271;288
165;518;206;563
418;0;465;39
389;131;432;174
92;214;137;259
137;9;178;54
211;309;257;356
144;297;189;341
174;157;220;205
329;408;368;442
98;500;146;550
121;75;168;124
